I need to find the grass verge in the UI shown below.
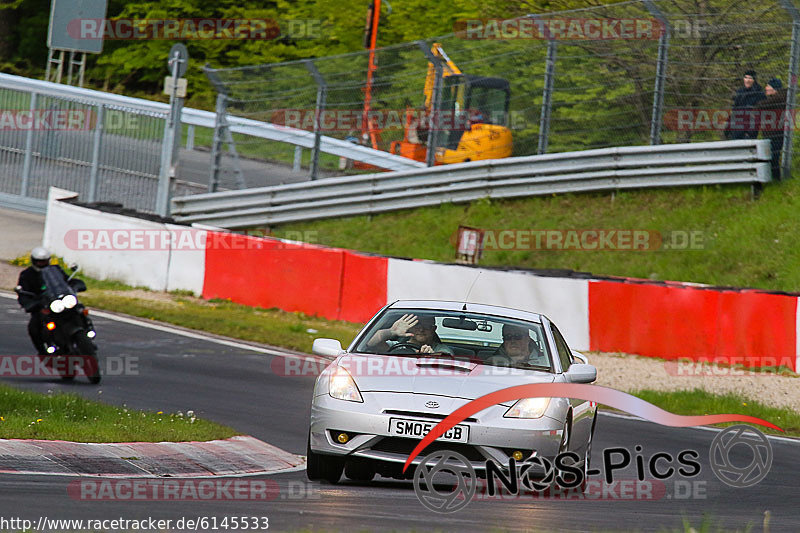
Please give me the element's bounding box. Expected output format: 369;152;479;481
0;383;237;442
628;389;800;437
268;179;800;293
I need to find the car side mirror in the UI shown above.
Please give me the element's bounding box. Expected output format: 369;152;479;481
566;363;596;384
571;351;588;364
312;338;344;357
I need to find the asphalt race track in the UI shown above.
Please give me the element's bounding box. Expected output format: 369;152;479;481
0;295;798;532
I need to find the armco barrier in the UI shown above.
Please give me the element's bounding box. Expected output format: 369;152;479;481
43;188;799;371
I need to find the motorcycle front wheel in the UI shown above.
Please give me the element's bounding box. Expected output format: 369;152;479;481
74;334;101;385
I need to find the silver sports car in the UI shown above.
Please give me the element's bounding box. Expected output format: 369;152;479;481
307;300;598;484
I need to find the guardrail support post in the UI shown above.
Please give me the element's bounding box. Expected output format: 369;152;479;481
20;92;37;197
293;145;303;172
644;0;669;146
305;60;327;181
186;124;195;150
780;0;800;180
87;104;105;203
418;42;443;167
538;37;557;155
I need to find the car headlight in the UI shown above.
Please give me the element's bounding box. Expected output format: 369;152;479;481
62;295;77;309
329;366;363;402
504;397;550;419
49;299;65;313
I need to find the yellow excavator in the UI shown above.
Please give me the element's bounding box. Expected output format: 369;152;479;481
389;43;513;164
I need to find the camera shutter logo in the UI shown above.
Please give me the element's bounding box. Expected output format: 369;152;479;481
413;450;477;513
709;425;772;488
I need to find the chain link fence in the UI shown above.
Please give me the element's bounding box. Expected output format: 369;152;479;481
206;0;800;180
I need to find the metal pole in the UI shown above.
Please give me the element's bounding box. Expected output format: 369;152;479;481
305;60;327;180
209;93;227;192
780;0;800;180
186;124;195;150
156;51;182;216
418;41;443;167
293;145;302;171
87;104;105;203
538;38;557;155
644;0;669;145
20;92;37;197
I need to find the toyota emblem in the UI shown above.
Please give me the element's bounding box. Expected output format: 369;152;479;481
425;401;439;409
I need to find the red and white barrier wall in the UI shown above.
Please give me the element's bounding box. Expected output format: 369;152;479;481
43;191;799;371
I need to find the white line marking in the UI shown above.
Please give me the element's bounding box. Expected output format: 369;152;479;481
0;291;329;364
598;410;800;445
0;462;307;479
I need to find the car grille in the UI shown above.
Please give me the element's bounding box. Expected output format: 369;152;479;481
370;437;486;462
383;409;478;423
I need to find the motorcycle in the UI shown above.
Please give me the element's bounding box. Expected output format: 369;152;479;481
15;264;101;384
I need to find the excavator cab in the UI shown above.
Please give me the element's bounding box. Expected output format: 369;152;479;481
438;75;511;159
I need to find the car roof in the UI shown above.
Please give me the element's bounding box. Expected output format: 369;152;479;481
386;300;545;324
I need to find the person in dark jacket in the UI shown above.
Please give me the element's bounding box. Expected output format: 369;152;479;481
17;247;68;355
726;69;766;140
756;78;788;180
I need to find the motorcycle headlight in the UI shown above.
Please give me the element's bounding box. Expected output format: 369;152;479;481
504;397;551;419
49;299;65;313
329;366;363;402
62;295;77;309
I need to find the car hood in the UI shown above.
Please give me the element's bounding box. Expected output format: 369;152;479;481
338;353;555;403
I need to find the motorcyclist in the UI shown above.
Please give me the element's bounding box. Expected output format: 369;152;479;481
17;247;69;355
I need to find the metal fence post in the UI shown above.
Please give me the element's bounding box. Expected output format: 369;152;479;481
418;42;443;167
209;93;227;192
780;0;800;179
20;92;37;197
305;60;327;181
87;104;105;203
644;0;669;145
538;38;557;155
156;50;184;217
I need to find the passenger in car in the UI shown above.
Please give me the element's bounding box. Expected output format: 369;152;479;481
489;324;549;367
366;314;454;355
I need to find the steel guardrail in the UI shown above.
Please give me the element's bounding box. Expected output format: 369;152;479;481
171;140;772;228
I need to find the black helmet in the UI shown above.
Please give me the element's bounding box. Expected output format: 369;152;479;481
31;246;51;269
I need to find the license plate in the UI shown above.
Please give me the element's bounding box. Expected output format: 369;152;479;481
388;418;469;443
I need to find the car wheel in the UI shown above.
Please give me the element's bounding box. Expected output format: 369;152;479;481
580;414;597;493
306;433;344;484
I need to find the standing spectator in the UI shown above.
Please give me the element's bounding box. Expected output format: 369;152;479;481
757;78;788;180
725;69;765;140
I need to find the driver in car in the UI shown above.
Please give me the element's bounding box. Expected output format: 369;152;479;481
366;314;454;355
489;324;549;367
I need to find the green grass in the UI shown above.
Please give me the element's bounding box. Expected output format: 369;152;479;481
80;292;362;354
629;389;800;437
0;383;237;442
268;179;800;292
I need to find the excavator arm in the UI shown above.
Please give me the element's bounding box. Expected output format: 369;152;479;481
423;43;462;109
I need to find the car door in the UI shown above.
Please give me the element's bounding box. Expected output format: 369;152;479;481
550;324;593;455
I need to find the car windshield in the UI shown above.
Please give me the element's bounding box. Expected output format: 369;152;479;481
352;308;552;371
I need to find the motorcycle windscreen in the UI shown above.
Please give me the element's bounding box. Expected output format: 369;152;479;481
40;266;74;300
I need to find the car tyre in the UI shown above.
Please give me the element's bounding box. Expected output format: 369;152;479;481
580;413;597;493
306;433;344;484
